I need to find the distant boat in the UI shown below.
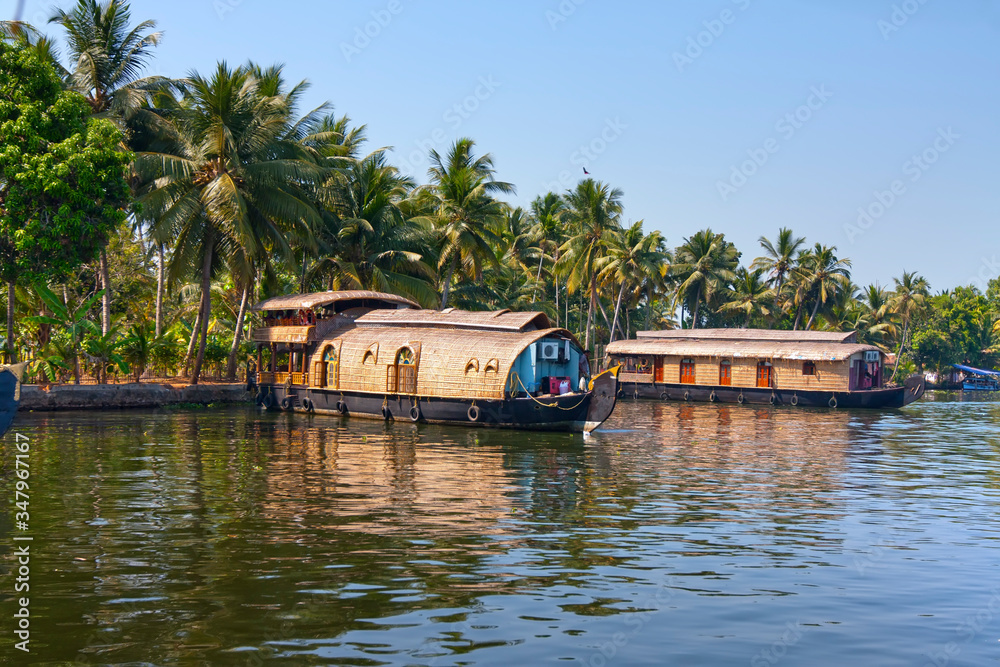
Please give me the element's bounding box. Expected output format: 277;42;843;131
249;291;620;433
0;363;26;437
953;364;1000;391
605;328;925;408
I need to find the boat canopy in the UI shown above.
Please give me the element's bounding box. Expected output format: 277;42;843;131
952;364;1000;377
636;328;858;344
253;290;418;312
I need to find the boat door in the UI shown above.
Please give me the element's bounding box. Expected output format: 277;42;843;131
756;361;773;388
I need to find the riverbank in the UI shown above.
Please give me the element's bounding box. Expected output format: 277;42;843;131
19;383;253;411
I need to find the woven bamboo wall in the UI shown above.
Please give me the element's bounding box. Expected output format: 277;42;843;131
309;326;572;400
615;353;854;391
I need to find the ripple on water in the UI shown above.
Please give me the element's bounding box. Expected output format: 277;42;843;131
5;396;1000;665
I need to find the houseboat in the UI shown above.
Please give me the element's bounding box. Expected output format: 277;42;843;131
250;291;620;433
0;363;26;437
605;329;925;409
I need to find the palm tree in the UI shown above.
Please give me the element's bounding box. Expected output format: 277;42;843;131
672;229;739;329
597;221;667;343
309;149;437;306
800;244;852;330
529;193;567;311
136;62;324;383
417;138;514;309
888;271;930;382
752;228;805;295
719;267;774;327
558;179;624;351
49;0;166;336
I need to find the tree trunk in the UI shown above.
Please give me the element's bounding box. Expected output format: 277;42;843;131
155;243;164;338
609;282;626;345
100;249;111;335
806;294;822;330
585;275;596;354
182;310;201;377
191;241;214;385
555;278;560;327
646;285;653;331
299;253;308;293
226;283;250;380
745;309;752;328
6;281;15;363
890;320;908;383
532;254;544;304
691;289;701;329
792;303;804;330
440;255;457;310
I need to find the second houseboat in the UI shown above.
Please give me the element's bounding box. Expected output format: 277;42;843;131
605;328;925;409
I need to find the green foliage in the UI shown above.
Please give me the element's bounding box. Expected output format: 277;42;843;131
0;41;132;284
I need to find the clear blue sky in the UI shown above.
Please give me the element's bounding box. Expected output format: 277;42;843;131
11;0;1000;292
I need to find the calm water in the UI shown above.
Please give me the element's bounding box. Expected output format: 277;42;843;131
2;394;1000;666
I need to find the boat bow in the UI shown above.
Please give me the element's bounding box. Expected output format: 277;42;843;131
584;366;620;433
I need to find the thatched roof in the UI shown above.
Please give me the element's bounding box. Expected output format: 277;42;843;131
253;290;418;312
607;338;879;362
636;328;858;343
356;308;551;333
317;326;577;400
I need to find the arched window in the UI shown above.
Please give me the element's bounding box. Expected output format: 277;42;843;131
363;343;379;365
324;345;339;388
719;360;732;386
465;358;480;375
388;346;418;394
680;358;696;384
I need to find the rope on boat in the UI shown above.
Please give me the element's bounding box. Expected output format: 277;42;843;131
511;372;589;411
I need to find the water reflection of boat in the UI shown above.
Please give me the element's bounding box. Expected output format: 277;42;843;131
0;363;26;437
250;291;619;433
952;364;1000;391
606;329;925;409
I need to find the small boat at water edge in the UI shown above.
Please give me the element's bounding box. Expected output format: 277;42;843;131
953;364;1000;391
605;329;926;409
0;363;26;437
250;291;620;433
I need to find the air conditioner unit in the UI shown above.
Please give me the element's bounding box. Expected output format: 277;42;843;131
538;340;563;361
864;351;880;363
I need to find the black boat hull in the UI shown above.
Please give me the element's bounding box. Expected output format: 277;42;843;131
0;366;22;437
255;368;620;433
617;375;925;409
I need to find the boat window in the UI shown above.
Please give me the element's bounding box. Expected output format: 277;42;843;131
802;361;816;376
719;360;732;386
465;359;479;375
363;343;379;365
680;359;696;385
323;345;339;388
485;358;500;374
387;346;418;394
636;357;652;374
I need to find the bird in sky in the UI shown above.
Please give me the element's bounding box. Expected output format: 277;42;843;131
583;167;590;175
